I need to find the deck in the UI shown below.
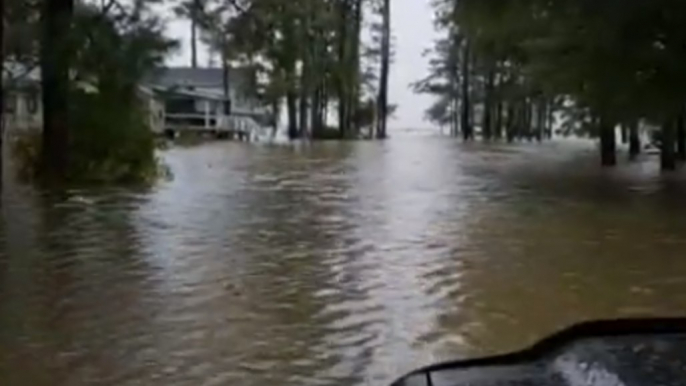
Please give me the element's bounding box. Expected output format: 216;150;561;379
162;112;264;140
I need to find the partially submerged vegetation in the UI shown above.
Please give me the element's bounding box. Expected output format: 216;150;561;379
3;0;175;186
1;0;395;186
11;91;163;185
176;0;394;140
418;0;686;170
3;0;686;188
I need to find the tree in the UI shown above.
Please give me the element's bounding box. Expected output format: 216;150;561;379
435;0;686;169
8;0;176;184
0;0;5;189
210;0;377;140
40;0;74;182
375;0;390;139
174;0;207;68
417;0;555;143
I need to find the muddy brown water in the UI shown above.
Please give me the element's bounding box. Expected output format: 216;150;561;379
1;135;685;386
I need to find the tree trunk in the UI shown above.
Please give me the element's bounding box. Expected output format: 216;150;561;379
299;92;309;138
506;102;515;142
222;56;231;115
337;1;349;138
282;14;298;140
516;100;526;140
310;85;322;139
677;112;686;161
0;0;4;189
629;120;640;159
376;0;390;139
287;90;298;140
310;19;323;139
599;115;617;166
536;99;546;142
482;67;495;140
299;50;310;137
620;125;628;144
270;97;280;138
321;85;328;130
41;0;74;182
662;120;676;171
451;97;459;137
190;15;198;68
338;98;347;138
349;0;362;136
494;101;503;139
285;58;298;139
546;99;554;138
528;100;535;140
460;41;472;141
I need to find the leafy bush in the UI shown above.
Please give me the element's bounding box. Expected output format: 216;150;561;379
12;90;165;185
10;129;42;182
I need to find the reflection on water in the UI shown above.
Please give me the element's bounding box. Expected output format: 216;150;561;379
1;137;686;385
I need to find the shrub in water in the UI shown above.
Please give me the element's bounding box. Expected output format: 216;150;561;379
12;89;164;185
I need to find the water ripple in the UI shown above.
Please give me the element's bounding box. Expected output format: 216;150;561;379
3;139;686;385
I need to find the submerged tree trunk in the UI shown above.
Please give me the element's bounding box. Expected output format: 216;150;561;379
494;101;503;139
299;39;311;137
460;42;472;140
599;115;616;166
41;0;74;182
310;84;321;138
629;120;641;159
522;98;534;141
321;85;329;131
545;100;554;138
286;89;298;140
451;98;459;137
482;68;495;140
0;0;4;189
677;112;686;161
535;99;546;142
506;102;515;142
620;125;628;144
336;1;349;138
376;0;390;139
349;0;362;136
310;16;324;139
299;90;309;138
662;120;676;171
270;97;280;138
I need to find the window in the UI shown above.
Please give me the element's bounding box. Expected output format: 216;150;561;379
165;98;196;114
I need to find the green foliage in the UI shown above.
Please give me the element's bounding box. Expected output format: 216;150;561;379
458;0;686;124
189;0;388;139
12;90;164;185
10;130;42;182
8;0;177;185
67;90;162;184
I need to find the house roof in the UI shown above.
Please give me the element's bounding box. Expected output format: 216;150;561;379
147;66;253;90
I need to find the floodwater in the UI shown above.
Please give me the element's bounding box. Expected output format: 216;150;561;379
1;135;686;386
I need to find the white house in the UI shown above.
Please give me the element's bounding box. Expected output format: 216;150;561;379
3;65;268;139
146;67;269;138
2;65;166;134
3;66;42;132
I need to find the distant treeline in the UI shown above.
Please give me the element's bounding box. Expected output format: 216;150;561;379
416;0;686;170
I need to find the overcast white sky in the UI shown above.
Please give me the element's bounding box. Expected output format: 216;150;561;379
166;1;437;130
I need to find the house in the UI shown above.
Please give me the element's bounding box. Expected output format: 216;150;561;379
2;65;165;134
3;65;268;140
146;67;269;138
3;66;42;132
